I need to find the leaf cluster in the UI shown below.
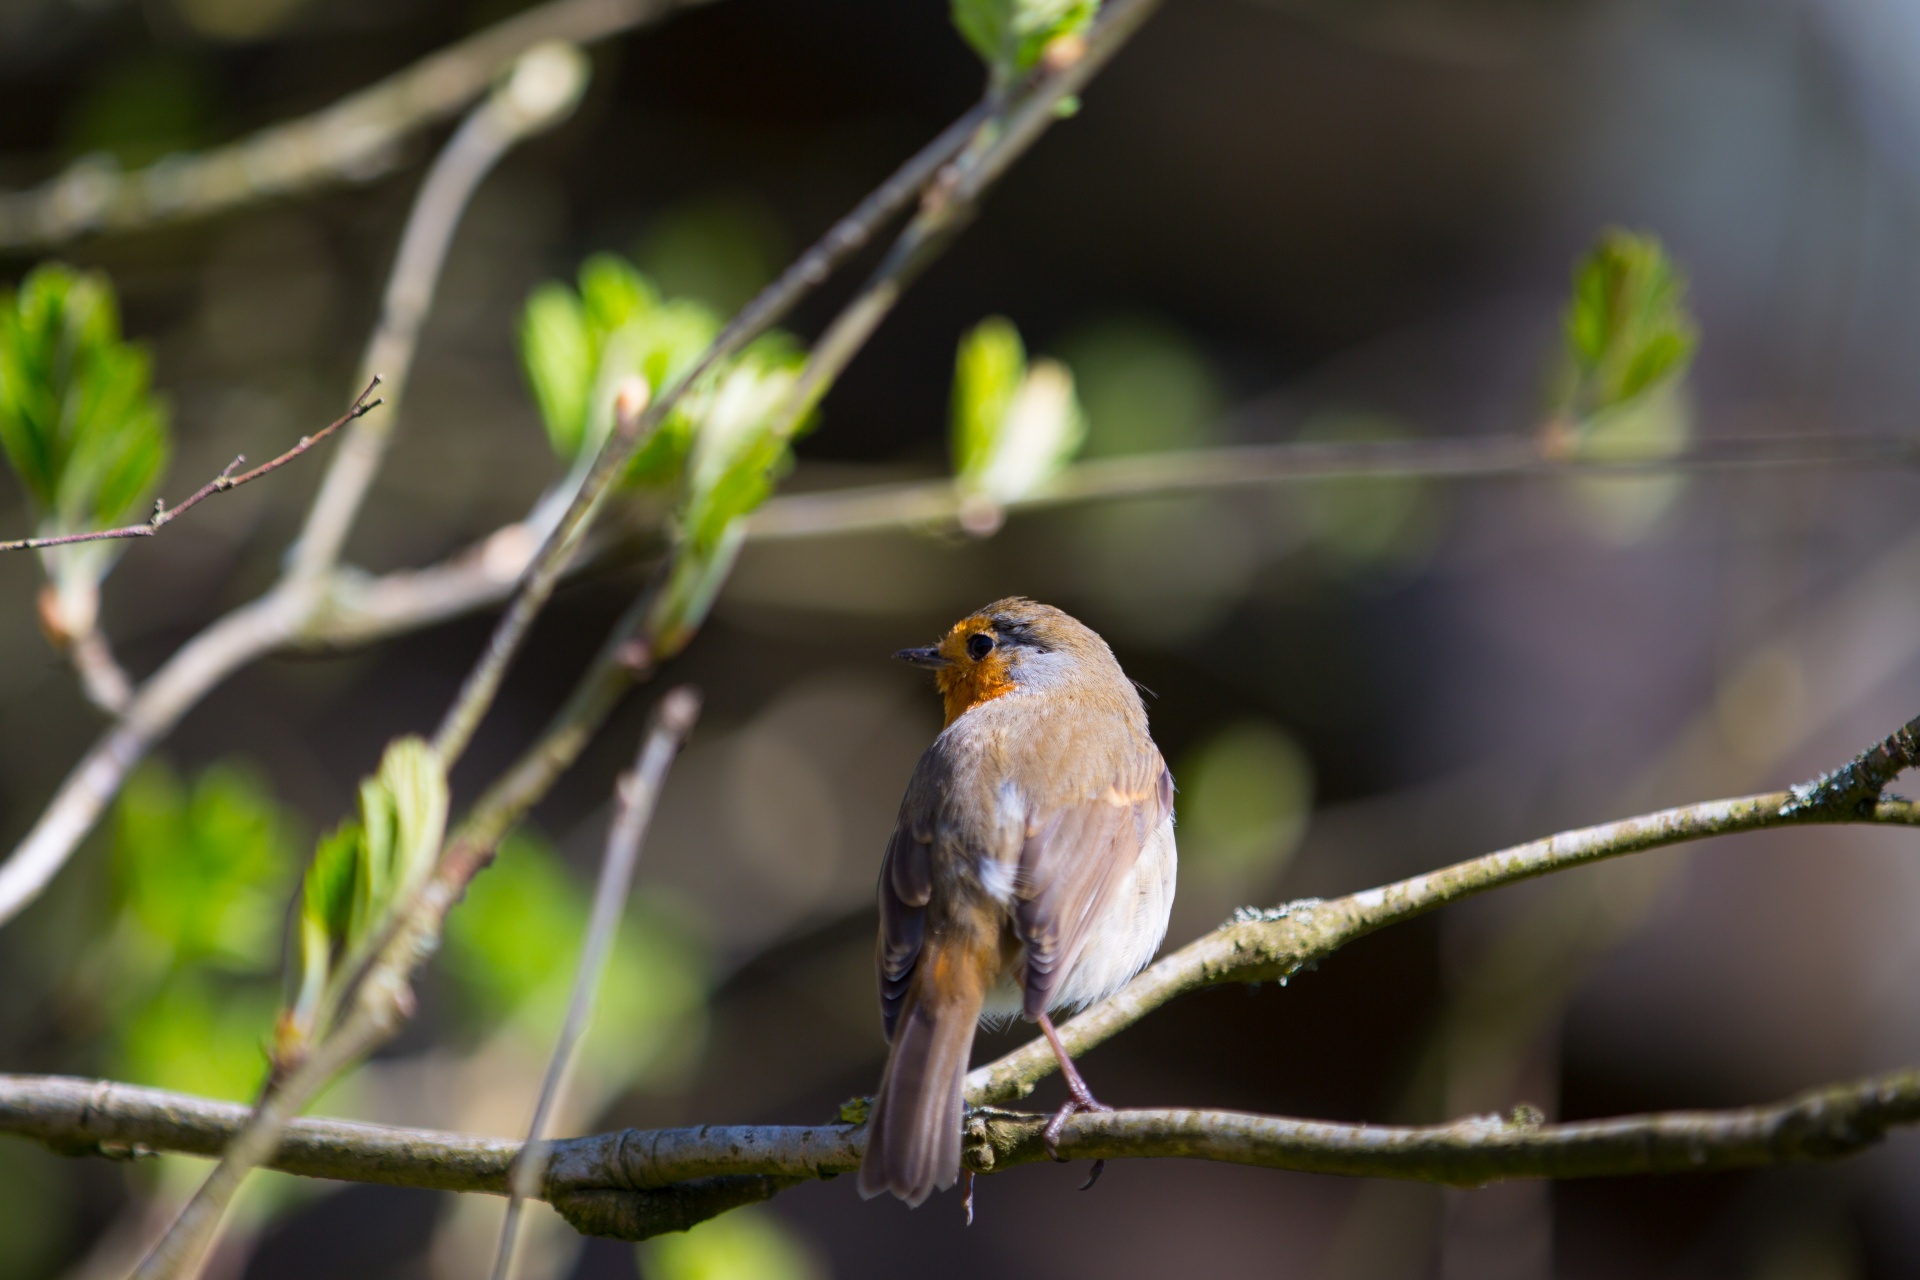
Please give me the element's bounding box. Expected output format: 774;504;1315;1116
285;738;448;1059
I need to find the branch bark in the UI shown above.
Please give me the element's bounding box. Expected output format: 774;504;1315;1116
8;1063;1920;1236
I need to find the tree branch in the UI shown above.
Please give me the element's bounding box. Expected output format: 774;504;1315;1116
8;1062;1920;1237
0;0;711;249
963;746;1920;1107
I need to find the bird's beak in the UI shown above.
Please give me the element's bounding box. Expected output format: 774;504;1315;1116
893;646;949;669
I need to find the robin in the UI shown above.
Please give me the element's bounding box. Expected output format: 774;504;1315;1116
858;597;1177;1208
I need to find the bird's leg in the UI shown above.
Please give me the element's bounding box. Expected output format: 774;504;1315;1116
1036;1012;1111;1187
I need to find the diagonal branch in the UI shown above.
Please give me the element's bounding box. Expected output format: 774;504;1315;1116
963;732;1920;1107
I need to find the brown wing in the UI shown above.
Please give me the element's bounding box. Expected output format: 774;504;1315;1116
876;821;932;1042
1015;753;1173;1019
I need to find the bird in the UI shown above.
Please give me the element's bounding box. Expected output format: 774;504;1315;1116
858;597;1177;1209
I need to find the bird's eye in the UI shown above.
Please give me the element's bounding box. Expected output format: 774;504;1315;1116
966;632;995;661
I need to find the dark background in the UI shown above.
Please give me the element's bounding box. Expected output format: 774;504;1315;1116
4;0;1920;1276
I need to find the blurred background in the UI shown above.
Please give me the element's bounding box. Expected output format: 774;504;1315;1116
4;0;1920;1276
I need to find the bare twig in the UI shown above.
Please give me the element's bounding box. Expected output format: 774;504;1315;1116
0;0;712;250
749;429;1920;541
491;688;701;1280
0;381;382;553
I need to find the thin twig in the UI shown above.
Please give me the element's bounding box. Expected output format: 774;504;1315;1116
0;0;713;249
749;429;1920;540
0;381;382;553
491;688;701;1280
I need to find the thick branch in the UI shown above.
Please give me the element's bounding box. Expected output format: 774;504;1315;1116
0;0;709;249
9;1065;1920;1236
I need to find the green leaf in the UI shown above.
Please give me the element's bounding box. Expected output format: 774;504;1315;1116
649;337;808;653
112;760;300;972
376;735;449;896
952;0;1099;79
950;316;1026;479
520;282;593;459
0;263;171;533
1559;229;1698;420
950;316;1085;505
642;1205;822;1280
518;254;726;484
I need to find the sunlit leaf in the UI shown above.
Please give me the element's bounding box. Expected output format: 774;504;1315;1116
950;315;1026;480
518;254;727;486
950;316;1085;509
1559;229;1697;421
521;282;594;459
112;760;299;972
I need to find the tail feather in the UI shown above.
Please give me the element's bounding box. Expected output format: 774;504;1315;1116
858;954;987;1206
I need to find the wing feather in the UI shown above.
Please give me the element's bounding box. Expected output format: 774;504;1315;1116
1015;749;1172;1019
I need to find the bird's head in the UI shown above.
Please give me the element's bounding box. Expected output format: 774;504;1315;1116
895;597;1117;726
